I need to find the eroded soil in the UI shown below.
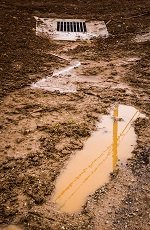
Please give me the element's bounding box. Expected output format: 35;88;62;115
0;1;150;230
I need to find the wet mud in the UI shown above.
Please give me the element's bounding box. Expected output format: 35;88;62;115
0;1;150;230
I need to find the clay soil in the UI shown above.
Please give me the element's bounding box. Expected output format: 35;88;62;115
0;1;150;230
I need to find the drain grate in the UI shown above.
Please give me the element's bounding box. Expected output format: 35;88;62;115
34;17;109;41
57;21;87;33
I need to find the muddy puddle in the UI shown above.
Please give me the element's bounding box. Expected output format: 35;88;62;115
52;104;145;213
2;226;23;230
31;54;142;94
31;60;80;93
31;60;101;93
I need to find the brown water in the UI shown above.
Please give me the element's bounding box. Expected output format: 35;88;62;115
52;104;144;214
2;225;23;230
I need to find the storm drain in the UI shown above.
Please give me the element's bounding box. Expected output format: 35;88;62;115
34;17;109;41
57;21;87;33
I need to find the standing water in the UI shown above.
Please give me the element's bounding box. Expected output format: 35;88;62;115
52;104;144;213
31;61;81;93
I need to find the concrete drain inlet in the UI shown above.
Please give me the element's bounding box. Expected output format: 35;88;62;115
34;17;109;41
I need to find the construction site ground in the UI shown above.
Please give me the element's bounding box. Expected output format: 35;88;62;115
0;1;150;229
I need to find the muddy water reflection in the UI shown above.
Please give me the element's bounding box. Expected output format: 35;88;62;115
52;105;144;213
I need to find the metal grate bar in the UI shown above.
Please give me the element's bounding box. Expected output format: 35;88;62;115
83;22;87;32
64;22;66;32
80;22;83;32
57;21;60;31
70;22;73;32
57;21;87;33
67;22;70;32
77;22;80;32
60;22;63;31
73;22;76;32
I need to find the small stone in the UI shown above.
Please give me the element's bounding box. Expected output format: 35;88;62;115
105;220;109;224
16;137;24;144
108;210;112;214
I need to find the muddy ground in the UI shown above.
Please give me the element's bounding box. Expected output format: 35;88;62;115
0;1;150;229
